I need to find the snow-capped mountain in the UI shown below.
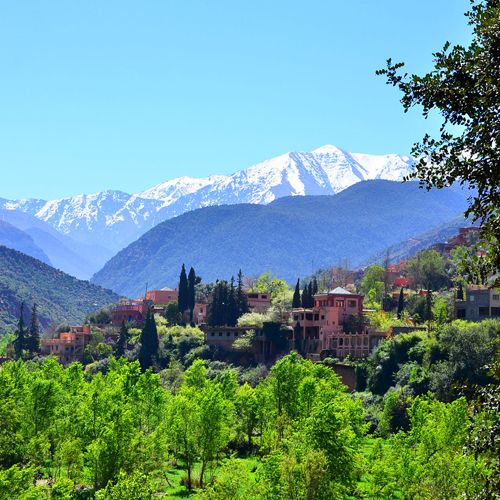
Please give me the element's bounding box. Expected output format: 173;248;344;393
0;145;415;273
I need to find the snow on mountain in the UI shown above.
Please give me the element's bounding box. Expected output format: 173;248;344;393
0;145;415;259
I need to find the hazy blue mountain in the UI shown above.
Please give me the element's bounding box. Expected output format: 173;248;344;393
92;180;470;297
0;245;119;334
0;208;110;279
0;220;51;265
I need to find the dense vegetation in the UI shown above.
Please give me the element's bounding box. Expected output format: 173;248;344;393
0;245;119;334
1;322;498;499
92;180;470;297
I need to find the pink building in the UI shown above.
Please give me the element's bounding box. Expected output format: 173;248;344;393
292;287;385;360
112;299;151;326
145;288;178;305
41;325;92;364
246;292;272;313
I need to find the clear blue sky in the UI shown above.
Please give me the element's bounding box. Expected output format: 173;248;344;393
0;0;471;200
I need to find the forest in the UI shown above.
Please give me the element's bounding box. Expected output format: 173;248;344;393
1;318;498;499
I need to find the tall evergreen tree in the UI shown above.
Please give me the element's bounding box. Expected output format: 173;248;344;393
115;320;128;358
397;288;405;319
26;303;40;356
178;264;189;321
236;269;248;317
307;281;314;307
312;277;318;296
292;279;301;308
13;302;26;359
425;289;433;330
457;282;464;301
301;283;309;308
187;267;196;322
138;308;159;371
226;277;238;327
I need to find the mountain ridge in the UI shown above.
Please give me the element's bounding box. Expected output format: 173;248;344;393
92;180;469;298
0;145;415;261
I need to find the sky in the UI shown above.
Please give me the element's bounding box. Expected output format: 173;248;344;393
0;0;472;200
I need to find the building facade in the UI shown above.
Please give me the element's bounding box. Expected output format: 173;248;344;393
456;286;500;320
41;325;92;364
292;287;386;360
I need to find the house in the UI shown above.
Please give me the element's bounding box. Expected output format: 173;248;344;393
193;302;207;324
246;292;272;313
455;286;500;320
203;322;290;363
41;325;92;364
145;288;178;305
111;299;151;326
292;287;387;360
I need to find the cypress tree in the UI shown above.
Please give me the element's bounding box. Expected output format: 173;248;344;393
292;279;301;308
236;270;248;316
312;277;318;296
307;281;314;307
27;303;40;356
115;320;128;358
227;277;238;326
178;264;189;321
397;288;405;319
14;302;26;359
457;282;464;300
188;267;196;322
301;283;309;308
425;289;433;330
139;308;159;371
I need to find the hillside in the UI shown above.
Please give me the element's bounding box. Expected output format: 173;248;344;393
363;216;479;266
0;245;119;334
92;180;470;297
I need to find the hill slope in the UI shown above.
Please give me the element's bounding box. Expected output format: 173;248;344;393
0;145;414;257
92;180;470;297
0;245;119;334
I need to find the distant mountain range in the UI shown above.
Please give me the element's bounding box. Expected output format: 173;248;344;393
0;145;415;277
0;245;119;334
92;180;470;298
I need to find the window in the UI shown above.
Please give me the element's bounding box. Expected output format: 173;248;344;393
227;332;231;337
261;294;267;299
335;300;344;307
211;332;215;336
470;295;475;302
348;300;357;308
248;293;258;299
479;307;490;316
491;307;500;317
493;294;499;301
219;332;223;336
321;315;325;320
314;314;319;320
234;332;238;337
339;338;343;346
294;315;299;321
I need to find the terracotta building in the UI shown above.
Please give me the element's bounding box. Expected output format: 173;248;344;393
246;292;272;313
145;288;178;305
41;325;92;364
111;299;151;326
292;287;386;360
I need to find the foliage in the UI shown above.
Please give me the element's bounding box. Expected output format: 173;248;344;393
378;0;500;283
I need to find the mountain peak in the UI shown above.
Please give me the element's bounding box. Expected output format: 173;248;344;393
311;144;346;155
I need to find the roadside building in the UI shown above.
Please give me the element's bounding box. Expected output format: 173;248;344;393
111;299;151;326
